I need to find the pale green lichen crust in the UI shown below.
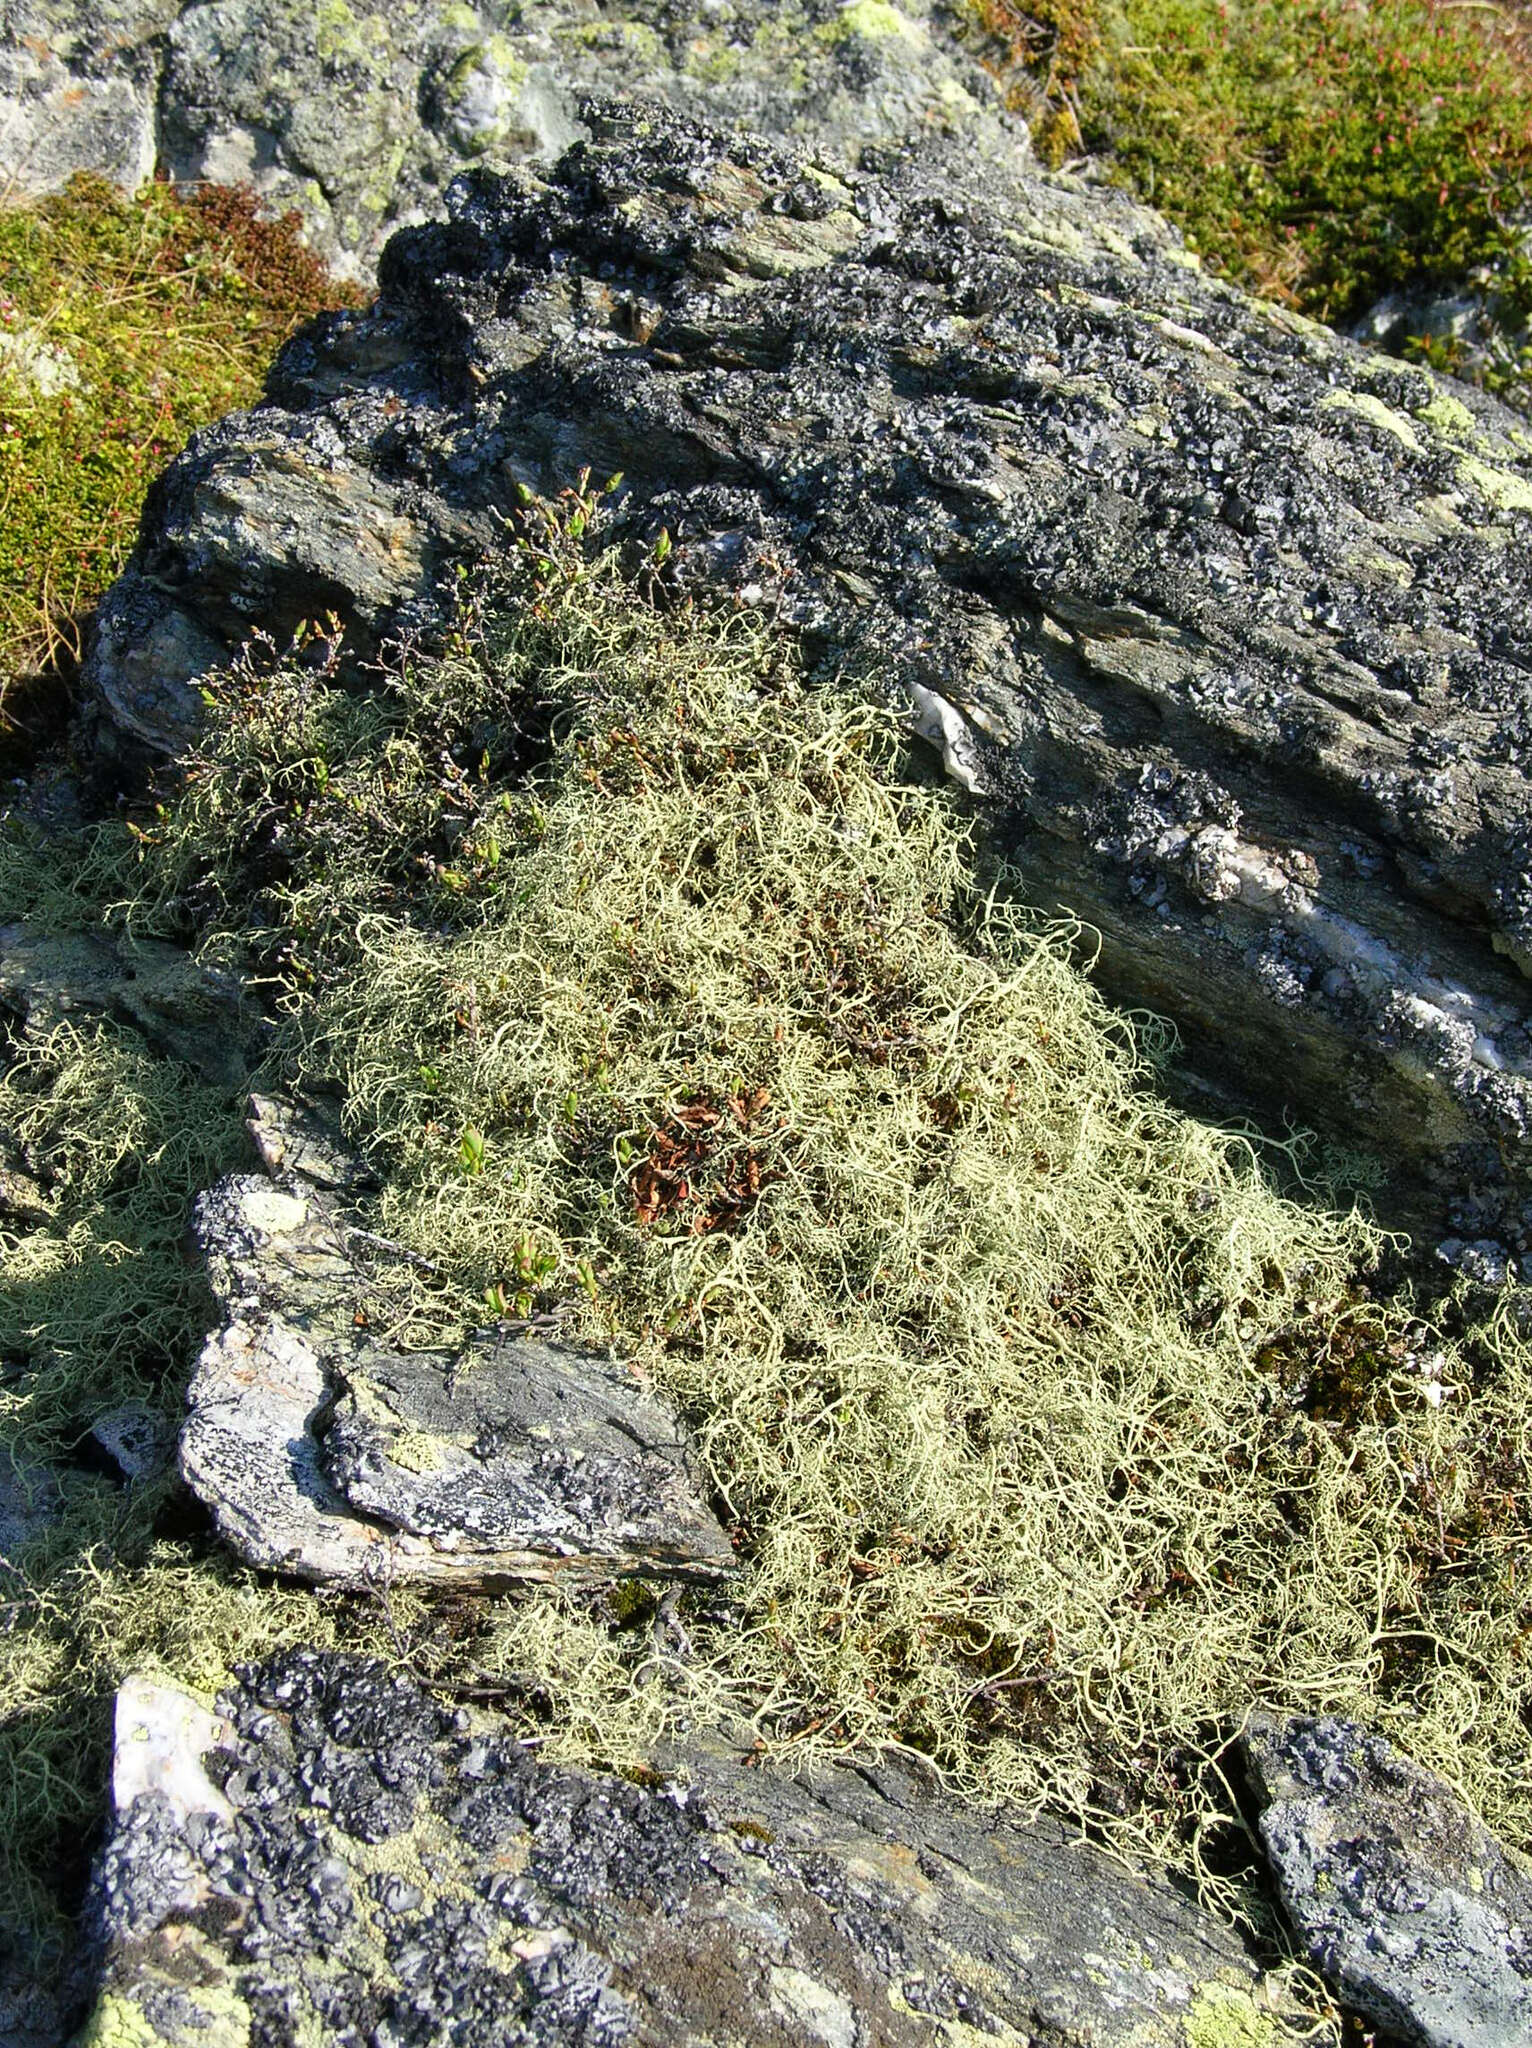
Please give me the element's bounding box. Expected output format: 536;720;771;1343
1183;1983;1282;2048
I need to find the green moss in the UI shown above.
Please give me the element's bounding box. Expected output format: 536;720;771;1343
1086;1;1532;326
0;174;361;745
963;1;1532;402
960;0;1105;160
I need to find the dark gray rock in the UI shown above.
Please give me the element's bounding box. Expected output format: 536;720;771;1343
84;103;1532;1247
244;1087;375;1190
1;0;1017;277
0;921;251;1087
0;1945;77;2048
324;1340;736;1577
87;1401;176;1485
0;1459;59;1565
181;1164;735;1587
1244;1712;1532;2048
82;1650;1311;2046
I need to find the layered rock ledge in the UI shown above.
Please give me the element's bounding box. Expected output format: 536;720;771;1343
84;103;1532;1247
180;1103;734;1589
0;0;1017;276
84;1651;1307;2048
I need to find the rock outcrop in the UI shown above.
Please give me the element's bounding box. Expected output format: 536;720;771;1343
0;0;172;200
1244;1713;1532;2048
84;1650;1309;2048
84;103;1532;1249
0;0;1015;277
180;1107;735;1588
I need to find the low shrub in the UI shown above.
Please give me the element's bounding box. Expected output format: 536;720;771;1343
966;0;1532;395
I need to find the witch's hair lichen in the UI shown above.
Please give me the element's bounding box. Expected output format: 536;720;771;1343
4;485;1531;1967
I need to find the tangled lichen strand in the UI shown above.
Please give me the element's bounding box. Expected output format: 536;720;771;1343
0;1020;237;1451
116;520;1532;1888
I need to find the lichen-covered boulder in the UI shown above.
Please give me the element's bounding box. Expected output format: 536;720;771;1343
84;102;1532;1249
0;922;251;1087
1244;1713;1532;2048
83;1651;1311;2046
0;0;1016;276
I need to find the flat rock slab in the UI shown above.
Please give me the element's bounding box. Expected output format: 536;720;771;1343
326;1341;734;1574
244;1087;375;1191
1244;1712;1532;2048
181;1170;733;1587
83;1651;1310;2047
83;103;1532;1250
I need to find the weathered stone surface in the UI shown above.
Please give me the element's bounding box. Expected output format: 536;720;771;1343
87;1400;176;1485
1;0;1015;276
0;1459;58;1564
1353;265;1532;413
1244;1712;1532;2048
85;103;1532;1249
0;921;250;1085
182;1162;735;1587
245;1087;375;1190
84;1651;1309;2047
0;0;171;196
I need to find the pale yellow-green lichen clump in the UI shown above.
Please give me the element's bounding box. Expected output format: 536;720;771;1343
4;496;1532;1958
110;506;1532;1882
